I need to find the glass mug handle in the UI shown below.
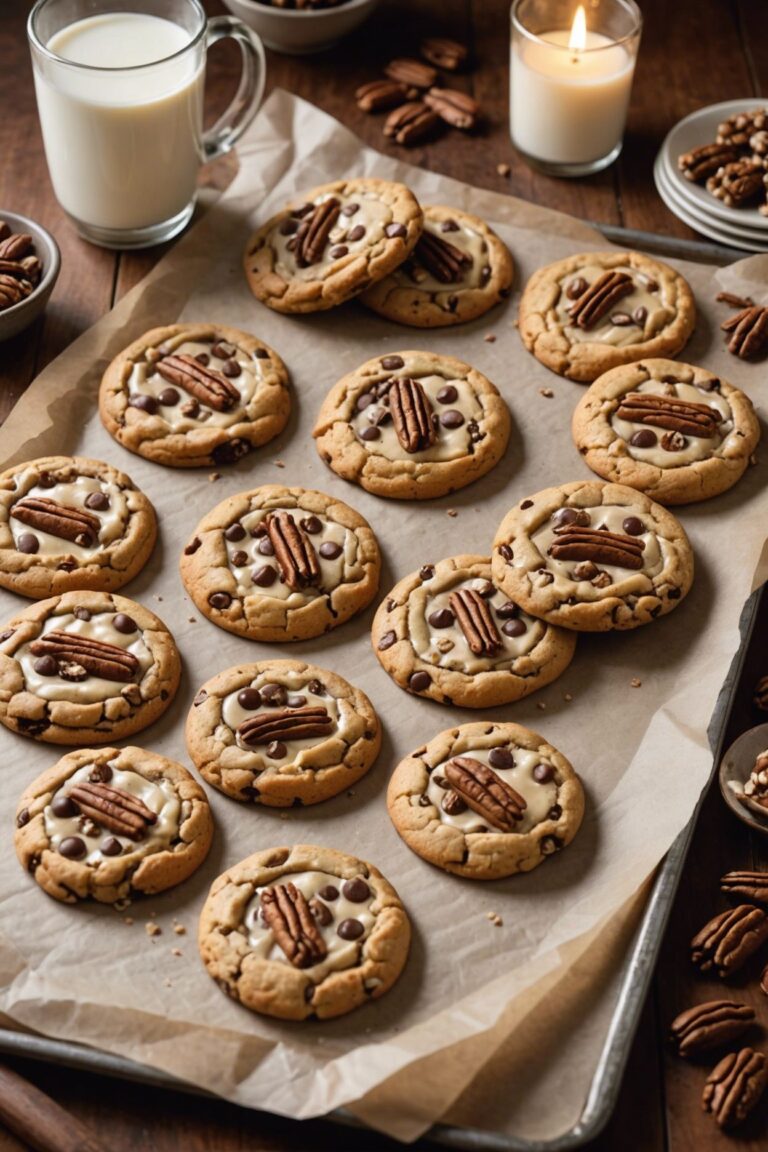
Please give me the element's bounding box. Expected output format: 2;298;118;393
201;16;266;162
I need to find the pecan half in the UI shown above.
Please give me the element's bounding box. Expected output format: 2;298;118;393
616;392;722;438
294;197;342;267
0;274;32;309
156;355;240;412
383;101;440;145
721;870;768;904
0;233;32;261
420;37;468;71
670;1000;755;1057
265;511;322;590
388;377;436;453
11;497;101;547
707;160;765;207
66;780;157;841
237;705;333;746
702;1048;768;1129
448;588;503;656
384;57;437;89
260;882;328;969
690;905;768;977
678;142;741;182
423;88;478;130
721;306;768;360
415;229;472;283
355;79;414;112
30;631;140;682
717;108;768;147
567;271;634;330
444;756;526;832
549;526;645;571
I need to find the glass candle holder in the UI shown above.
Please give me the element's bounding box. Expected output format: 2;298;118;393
510;0;642;177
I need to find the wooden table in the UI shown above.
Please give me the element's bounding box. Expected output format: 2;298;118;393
0;1;766;1148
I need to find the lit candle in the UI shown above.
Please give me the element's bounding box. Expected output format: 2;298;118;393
510;0;642;176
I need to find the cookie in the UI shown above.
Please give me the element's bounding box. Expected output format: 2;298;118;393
243;178;423;314
372;555;576;708
186;660;381;806
198;844;410;1020
0;592;180;744
0;455;157;599
14;746;213;905
518;251;696;383
387;721;584;880
491;480;694;631
572;359;760;505
180;485;381;642
313;350;510;500
359;205;513;327
99;323;290;468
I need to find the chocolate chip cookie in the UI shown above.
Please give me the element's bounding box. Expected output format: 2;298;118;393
372;555;576;708
15;746;213;905
387;721;584;880
243;178;423;314
0;455;157;599
518;251;696;383
198;844;410;1020
572;359;760;504
313;350;510;500
186;660;381;806
492;480;694;631
180;485;381;642
99;323;290;468
0;592;181;744
359;205;513;327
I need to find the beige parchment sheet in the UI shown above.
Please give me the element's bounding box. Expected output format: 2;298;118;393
0;91;767;1145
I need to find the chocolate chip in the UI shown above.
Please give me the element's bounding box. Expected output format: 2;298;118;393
257;537;275;556
113;613;137;634
0;629;14;643
84;492;110;511
231;550;249;567
208;592;231;610
633;306;647;325
319;542;342;560
287;695;307;708
254;348;269;360
442;790;467;815
432;774;449;790
307;679;325;695
266;740;287;759
129;394;158;415
300;516;322;534
319;884;339;900
341;202;359;216
212;342;235;359
59;836;86;859
610;311;633;326
195;352;210;366
17;533;39;554
644;277;659;292
429;608;455;628
90;763;112;783
223;360;242;378
261;683;288;705
57;561;76;572
252;565;277;587
441;218;460;232
180;399;200;419
533;763;554;783
409;671;431;692
158;386;180;406
342;877;370;903
311;899;333;927
566;276;588;299
667;587;681;600
360;426;381;441
38;472;56;488
498;544;514;562
225;523;246;542
193;689;208;707
440;409;464;428
33;655;58;676
489;747;515;770
212;437;251;466
475;580;495;598
356;392;375;410
552;507;590;528
622;517;645;536
520;499;533;510
418;794;432;806
419;564;434;580
99;836;123;858
51;795;79;818
71;609;90;624
494;602;518;623
480;266;491;285
238;688;262;710
330;244;348;258
436;384;458;404
337;918;365;940
629;429;657;448
381;355;404;370
348;224;366;241
378;630;397;651
184;536;201;555
548;805;562;820
16;808;29;828
541;836;561;855
502;619;526;637
699;376;721;393
280;217;299;235
385;223;407;238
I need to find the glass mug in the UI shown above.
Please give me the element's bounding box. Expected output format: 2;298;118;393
28;0;266;248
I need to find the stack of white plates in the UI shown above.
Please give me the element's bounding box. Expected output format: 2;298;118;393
654;99;768;253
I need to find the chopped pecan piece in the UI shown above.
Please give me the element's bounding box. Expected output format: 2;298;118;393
384;57;437;89
707;160;765;207
383;101;440;145
670;1000;755;1057
265;511;322;590
702;1048;768;1129
444;756;526;832
156;355;240;412
30;631;140;682
260;882;328;969
690;905;768;977
721;870;768;904
448;588;503;656
415;229;472;283
678;142;741;182
388;377;436;453
237;705;333;746
423;88;478;130
550;526;645;571
11;497;101;547
294;198;342;267
355;79;414;112
721;306;768;360
67;780;157;841
615;392;722;438
420;37;468;71
567;271;634;330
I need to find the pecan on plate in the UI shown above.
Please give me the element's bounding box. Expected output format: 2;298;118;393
414;229;472;283
11;497;101;547
420;37;468;71
702;1048;768;1129
444;756;526;832
67;780;157;841
721;870;768;904
678;142;741;183
448;588;503;656
721;305;768;360
260;882;328;968
423;88;478;130
237;705;333;746
355;79;414;112
294;198;342;267
383;101;440;146
156;355;240;412
615;392;722;438
549;525;645;571
717;108;768;148
566;271;634;330
384;57;437;90
265;511;322;590
690;905;768;977
0;274;32;309
707;160;765;207
388;377;436;453
30;631;140;682
669;1000;755;1058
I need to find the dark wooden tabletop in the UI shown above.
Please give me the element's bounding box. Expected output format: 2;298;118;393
0;0;767;1149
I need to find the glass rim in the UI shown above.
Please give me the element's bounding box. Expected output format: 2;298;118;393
27;0;207;72
510;0;642;53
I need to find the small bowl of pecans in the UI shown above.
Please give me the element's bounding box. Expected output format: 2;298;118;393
0;210;60;343
221;0;380;55
719;724;768;835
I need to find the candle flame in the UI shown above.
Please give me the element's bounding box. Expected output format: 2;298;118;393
568;5;587;52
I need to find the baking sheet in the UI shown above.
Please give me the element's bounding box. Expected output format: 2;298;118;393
1;90;767;1144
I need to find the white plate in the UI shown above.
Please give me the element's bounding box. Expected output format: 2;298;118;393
653;154;768;252
654;155;768;247
658;99;768;230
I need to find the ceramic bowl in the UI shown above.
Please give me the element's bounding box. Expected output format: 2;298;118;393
0;210;60;344
719;723;768;835
221;0;380;55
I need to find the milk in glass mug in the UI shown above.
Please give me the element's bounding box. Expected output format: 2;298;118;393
28;0;266;248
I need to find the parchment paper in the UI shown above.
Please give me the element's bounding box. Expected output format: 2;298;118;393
1;90;767;1145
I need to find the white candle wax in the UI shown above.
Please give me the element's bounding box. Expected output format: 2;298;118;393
510;29;634;165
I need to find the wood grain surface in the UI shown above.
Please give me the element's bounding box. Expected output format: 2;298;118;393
0;0;766;1149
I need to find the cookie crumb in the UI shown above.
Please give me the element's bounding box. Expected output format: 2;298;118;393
630;677;642;688
145;922;161;937
492;915;503;927
564;692;573;702
208;472;221;483
114;897;131;911
484;333;496;343
497;163;511;177
273;459;286;469
536;701;547;710
154;595;163;602
280;812;289;820
539;387;554;398
188;617;196;624
446;508;458;518
171;948;183;957
750;454;759;467
486;910;498;920
164;979;172;988
173;923;186;936
346;789;356;798
123;917;134;926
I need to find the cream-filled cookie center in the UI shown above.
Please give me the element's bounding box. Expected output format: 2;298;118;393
427;746;559;835
8;468;129;559
555;264;672;347
610;379;735;468
351;373;484;463
271;191;394;282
